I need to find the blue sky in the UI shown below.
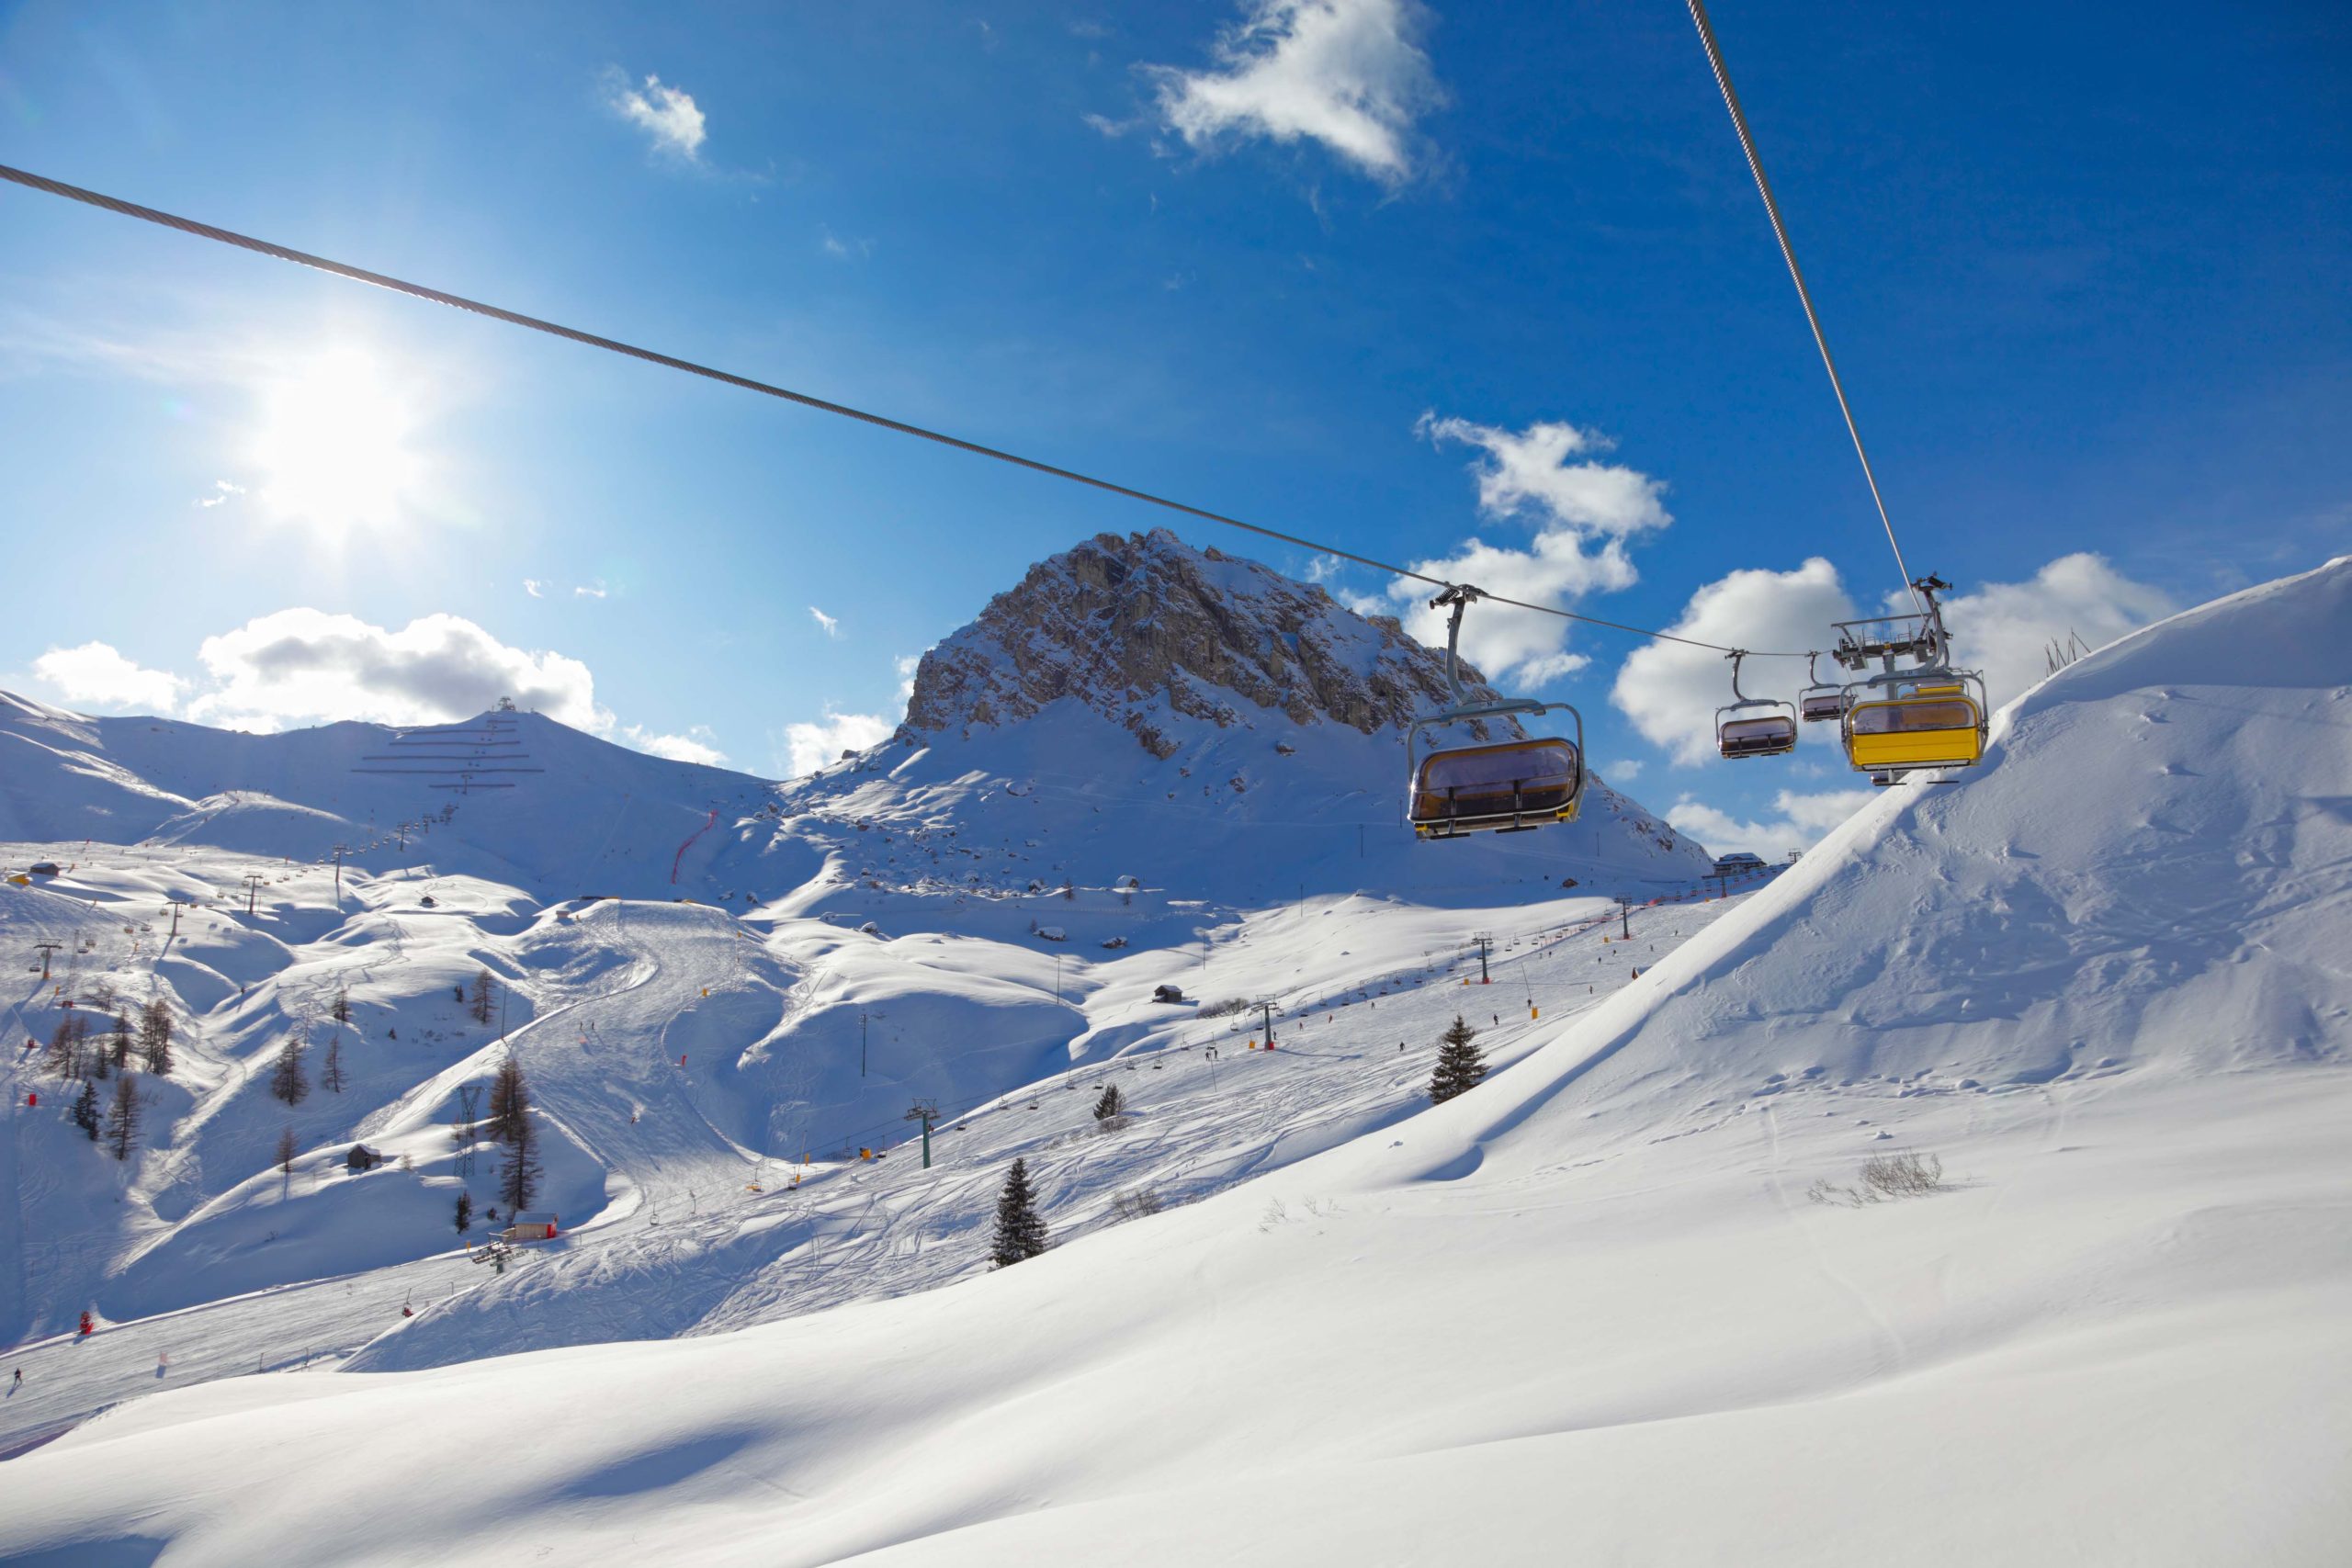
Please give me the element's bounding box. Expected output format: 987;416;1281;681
2;0;2346;852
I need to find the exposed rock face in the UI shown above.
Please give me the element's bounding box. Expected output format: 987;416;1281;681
900;529;1510;753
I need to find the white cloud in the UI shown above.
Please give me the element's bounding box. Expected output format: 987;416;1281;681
1513;650;1590;684
1933;554;2175;709
574;583;608;601
820;229;874;262
523;579;546;598
623;724;728;767
1668;787;1877;859
1611;558;1855;765
1144;0;1442;184
1604;759;1643;781
194;479;243;510
187;609;608;732
784;710;894;777
37;611;744;774
1390;413;1672;692
32;642;188;715
604;71;707;161
809;606;842;638
1418;415;1671;537
895;653;924;705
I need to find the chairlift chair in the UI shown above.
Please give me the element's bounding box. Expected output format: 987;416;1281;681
1827;578;1989;781
1798;652;1848;724
1843;673;1988;778
1407;585;1586;840
1714;651;1798;760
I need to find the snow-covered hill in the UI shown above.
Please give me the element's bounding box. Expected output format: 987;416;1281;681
0;530;1724;1419
2;560;2342;1562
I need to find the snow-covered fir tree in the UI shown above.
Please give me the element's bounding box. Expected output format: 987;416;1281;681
990;1157;1048;1268
1429;1016;1487;1105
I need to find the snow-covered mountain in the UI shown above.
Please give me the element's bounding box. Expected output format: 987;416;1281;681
0;531;1717;1393
778;527;1707;914
2;558;2343;1563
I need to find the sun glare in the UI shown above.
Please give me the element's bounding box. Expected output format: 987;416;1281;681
250;346;424;531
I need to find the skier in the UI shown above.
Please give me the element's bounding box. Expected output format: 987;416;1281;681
77;1310;95;1337
10;1368;20;1389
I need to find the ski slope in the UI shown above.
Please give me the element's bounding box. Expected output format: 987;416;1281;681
0;555;2341;1562
0;531;1723;1428
0;854;1758;1449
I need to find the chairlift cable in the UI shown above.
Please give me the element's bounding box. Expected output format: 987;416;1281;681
1682;0;1926;616
0;160;1811;659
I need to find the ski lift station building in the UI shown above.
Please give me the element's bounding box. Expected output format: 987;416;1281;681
503;1213;560;1242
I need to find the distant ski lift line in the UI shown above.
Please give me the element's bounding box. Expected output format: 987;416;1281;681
0;160;1815;660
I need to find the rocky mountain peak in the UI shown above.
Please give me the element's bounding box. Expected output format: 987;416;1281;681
899;528;1506;758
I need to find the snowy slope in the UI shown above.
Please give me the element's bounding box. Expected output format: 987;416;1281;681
0;691;787;900
0;564;2341;1562
1531;550;2352;1122
0;530;1724;1421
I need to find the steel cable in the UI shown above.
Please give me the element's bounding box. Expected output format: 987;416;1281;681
1;160;1811;658
1682;0;1926;615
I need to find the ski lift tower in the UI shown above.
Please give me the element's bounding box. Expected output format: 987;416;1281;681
905;1100;940;1168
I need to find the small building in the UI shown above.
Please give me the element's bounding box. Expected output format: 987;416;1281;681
28;862;60;877
1152;985;1188;1005
1035;926;1067;942
503;1212;560;1242
345;1145;384;1172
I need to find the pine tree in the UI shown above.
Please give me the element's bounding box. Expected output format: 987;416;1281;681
468;968;496;1026
270;1033;310;1105
276;1124;299;1174
488;1056;528;1146
989;1157;1048;1268
497;1105;541;1213
71;1079;101;1140
111;1010;134;1073
321;1033;345;1093
330;989;352;1026
89;1030;112;1080
1429;1015;1487;1104
103;1074;140;1161
454;1191;473;1234
44;1016;85;1079
1091;1084;1125;1124
139;998;174;1075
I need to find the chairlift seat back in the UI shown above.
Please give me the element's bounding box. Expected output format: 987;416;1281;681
1845;694;1984;769
1409;737;1582;837
1717;714;1797;759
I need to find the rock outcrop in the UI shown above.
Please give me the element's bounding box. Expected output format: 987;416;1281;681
900;529;1508;754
